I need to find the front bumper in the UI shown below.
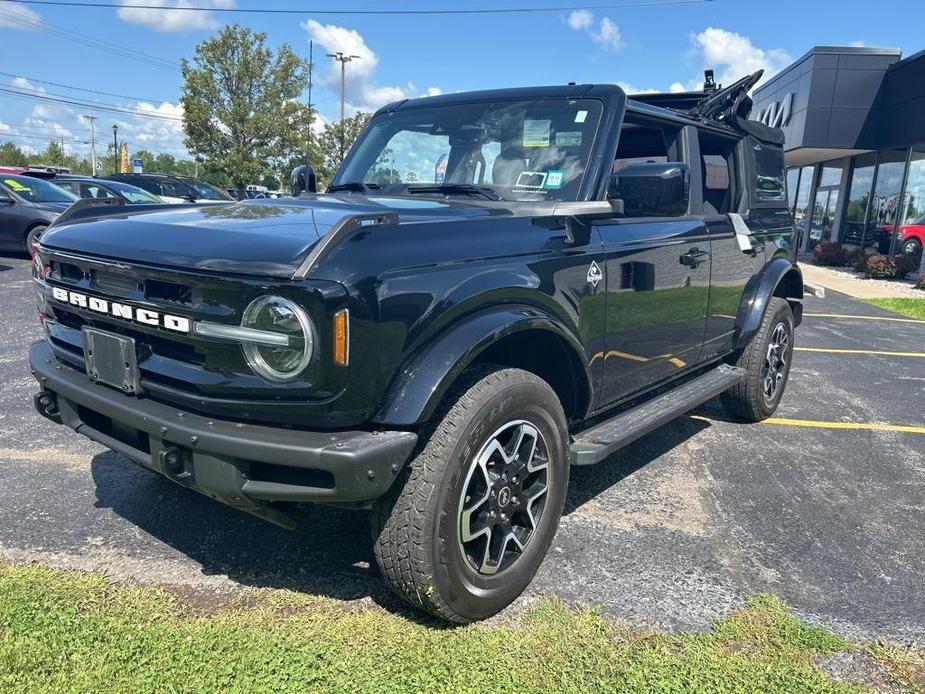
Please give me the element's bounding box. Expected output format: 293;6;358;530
30;341;417;521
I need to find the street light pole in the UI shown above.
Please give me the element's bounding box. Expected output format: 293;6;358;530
326;51;361;161
83;114;97;175
112;124;118;175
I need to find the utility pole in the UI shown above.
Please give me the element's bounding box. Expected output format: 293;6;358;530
82;113;97;175
112;124;119;175
307;40;313;160
326;51;361;161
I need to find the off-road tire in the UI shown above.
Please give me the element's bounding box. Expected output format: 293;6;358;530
902;237;922;257
371;365;569;623
25;225;47;254
721;297;794;422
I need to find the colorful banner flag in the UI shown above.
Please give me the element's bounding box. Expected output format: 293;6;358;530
120;143;129;174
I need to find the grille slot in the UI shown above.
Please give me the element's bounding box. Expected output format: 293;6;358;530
145;278;192;304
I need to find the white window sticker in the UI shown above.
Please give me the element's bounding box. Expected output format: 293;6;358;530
574;110;588;123
515;171;548;189
728;213;754;252
555;131;582;147
523;120;551;148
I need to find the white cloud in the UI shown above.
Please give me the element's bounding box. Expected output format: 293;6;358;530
425;87;443;97
850;40;869;48
0;1;41;30
302;20;441;113
690;27;791;89
566;11;624;52
117;0;234;33
669;82;688;93
566;9;593;31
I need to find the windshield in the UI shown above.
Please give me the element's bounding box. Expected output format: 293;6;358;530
179;178;233;200
333;98;604;202
105;180;163;204
1;174;78;203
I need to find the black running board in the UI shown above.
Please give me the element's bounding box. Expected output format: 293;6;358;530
569;364;745;466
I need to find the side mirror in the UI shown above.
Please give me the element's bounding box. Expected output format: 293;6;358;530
291;164;318;196
0;191;13;204
608;162;690;218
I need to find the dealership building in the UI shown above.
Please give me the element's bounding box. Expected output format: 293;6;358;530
751;45;925;256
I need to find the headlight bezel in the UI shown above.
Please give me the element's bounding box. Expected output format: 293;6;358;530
240;294;316;383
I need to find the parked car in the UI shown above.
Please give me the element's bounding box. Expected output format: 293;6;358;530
52;176;166;206
0;173;77;252
897;215;924;256
30;72;802;623
107;173;233;204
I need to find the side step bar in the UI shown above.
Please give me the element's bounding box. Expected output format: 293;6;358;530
569;364;745;466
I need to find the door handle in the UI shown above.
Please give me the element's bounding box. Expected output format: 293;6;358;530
679;247;710;268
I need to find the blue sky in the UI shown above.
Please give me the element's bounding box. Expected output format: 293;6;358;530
0;0;922;160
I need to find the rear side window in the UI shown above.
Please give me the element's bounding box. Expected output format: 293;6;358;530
751;137;786;202
132;178;159;195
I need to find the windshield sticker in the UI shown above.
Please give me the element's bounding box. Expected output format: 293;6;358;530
523;120;551;148
544;171;564;189
3;179;29;192
574;110;588;124
555;131;582;147
515;171;547;189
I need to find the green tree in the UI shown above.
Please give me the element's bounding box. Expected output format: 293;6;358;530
312;112;371;188
181;25;309;196
0;141;28;166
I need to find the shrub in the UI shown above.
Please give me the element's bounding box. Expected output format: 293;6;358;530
847;248;870;273
894;253;922;280
813;242;850;266
864;254;896;279
915;272;925;290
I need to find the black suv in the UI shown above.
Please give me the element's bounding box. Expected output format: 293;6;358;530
30;72;801;623
107;173;233;203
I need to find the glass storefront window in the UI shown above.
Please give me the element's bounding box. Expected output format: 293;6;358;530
896;144;925;257
793;165;813;239
842;153;877;246
866;148;908;253
819;164;843;187
786;168;800;208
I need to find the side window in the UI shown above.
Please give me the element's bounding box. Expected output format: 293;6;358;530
750;137;786;203
698;131;738;216
55;181;78;196
133;178;159;195
160;180;187;198
79;184;116;199
612;114;687;218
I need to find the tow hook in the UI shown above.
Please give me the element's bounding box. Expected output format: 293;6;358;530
34;390;61;423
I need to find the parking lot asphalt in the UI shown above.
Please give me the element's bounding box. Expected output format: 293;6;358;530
1;255;923;641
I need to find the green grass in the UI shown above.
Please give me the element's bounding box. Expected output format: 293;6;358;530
864;297;925;321
2;564;918;693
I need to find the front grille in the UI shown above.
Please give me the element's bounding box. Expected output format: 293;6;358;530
145;278;192;304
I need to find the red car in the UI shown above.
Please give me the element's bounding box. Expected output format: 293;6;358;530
898;215;924;256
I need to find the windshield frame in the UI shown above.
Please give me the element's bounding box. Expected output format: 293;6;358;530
331;96;608;204
0;174;79;204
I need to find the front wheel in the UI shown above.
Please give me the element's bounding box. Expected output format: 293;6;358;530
372;365;569;623
721;297;794;422
902;238;922;257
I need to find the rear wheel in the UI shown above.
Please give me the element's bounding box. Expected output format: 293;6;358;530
721;297;794;422
902;237;922;257
25;225;47;254
372;365;569;623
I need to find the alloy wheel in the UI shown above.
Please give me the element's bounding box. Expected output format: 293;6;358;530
762;322;790;402
457;420;549;576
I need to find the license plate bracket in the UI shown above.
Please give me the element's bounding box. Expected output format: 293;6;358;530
82;327;141;394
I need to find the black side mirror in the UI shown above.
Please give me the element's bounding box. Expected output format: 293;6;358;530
291;165;318;196
608;162;690;218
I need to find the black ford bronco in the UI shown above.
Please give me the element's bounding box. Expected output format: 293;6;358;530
30;71;801;623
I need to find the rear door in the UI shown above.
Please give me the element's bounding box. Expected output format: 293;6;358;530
594;114;710;405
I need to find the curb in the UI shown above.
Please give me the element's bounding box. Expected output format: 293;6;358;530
803;281;826;299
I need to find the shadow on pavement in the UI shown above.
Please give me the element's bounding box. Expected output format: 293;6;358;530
88;414;714;619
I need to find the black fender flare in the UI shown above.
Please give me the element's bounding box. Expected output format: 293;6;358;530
372;304;592;427
733;257;803;349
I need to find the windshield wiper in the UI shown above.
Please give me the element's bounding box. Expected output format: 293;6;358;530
327;181;381;194
406;184;502;201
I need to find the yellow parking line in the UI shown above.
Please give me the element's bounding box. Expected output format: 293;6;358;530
804;312;925;324
691;414;925;434
795;347;925;358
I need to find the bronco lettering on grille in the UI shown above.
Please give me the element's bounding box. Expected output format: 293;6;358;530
49;286;191;334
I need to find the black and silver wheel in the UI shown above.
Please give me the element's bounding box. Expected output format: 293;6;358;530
721;297;794;422
901;237;922;257
25;225;47;254
372;365;569;623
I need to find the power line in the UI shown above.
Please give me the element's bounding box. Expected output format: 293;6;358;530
0;6;179;70
0;84;184;122
0;71;173;104
3;0;715;15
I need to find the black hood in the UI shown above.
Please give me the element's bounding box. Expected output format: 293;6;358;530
34;201;72;214
38;197;506;278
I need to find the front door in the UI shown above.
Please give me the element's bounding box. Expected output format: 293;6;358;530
595;217;711;404
808;188;839;248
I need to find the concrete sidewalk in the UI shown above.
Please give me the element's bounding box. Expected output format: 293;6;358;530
799;262;922;299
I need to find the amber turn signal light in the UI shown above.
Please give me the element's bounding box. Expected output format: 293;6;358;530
333;309;349;366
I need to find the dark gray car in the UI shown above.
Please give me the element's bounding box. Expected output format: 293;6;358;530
0;174;78;253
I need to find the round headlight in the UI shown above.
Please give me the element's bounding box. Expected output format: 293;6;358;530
241;295;314;382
